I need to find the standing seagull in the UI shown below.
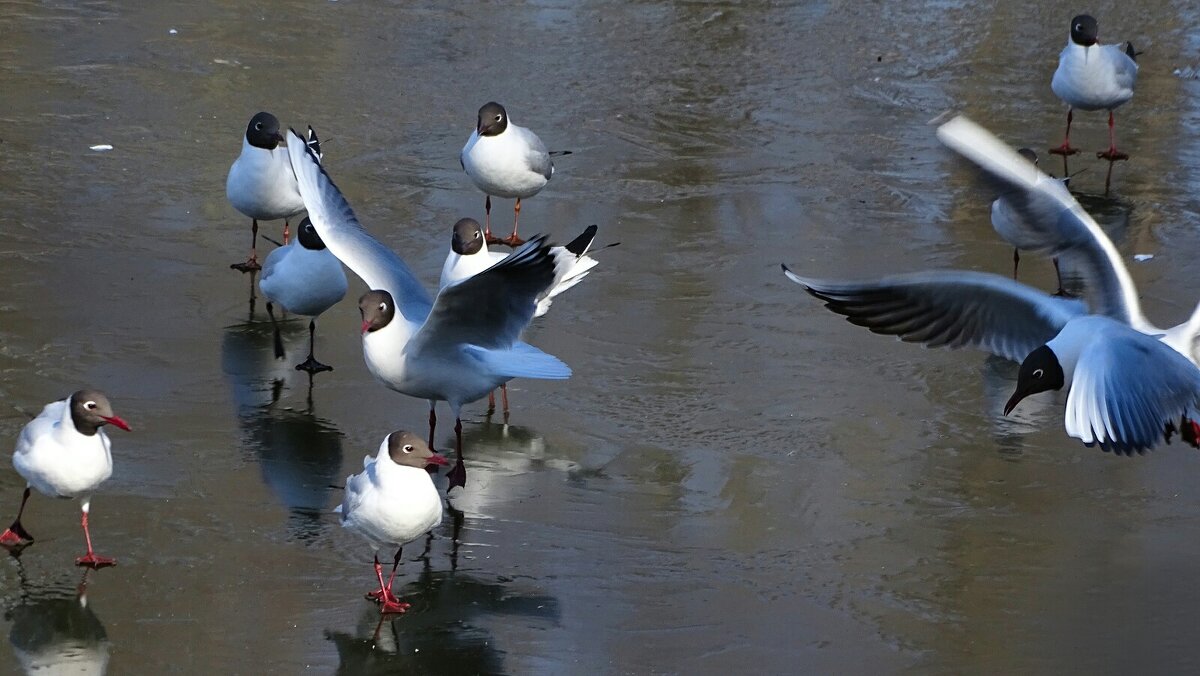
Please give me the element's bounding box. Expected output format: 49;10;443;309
1048;14;1139;174
0;390;131;567
460;102;565;247
440;217;601;416
259;216;349;373
285;129;574;490
227;112;319;272
990;148;1071;293
336;431;448;615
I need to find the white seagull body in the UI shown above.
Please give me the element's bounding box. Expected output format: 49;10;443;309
259;231;348;318
1051;36;1137;113
337;437;443;551
14;399;114;500
461;122;552;200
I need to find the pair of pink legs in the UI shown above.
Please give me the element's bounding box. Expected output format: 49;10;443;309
483;196;526;247
0;488;115;568
365;548;410;615
1049;109;1129;191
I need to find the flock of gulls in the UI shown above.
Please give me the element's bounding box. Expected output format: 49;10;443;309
0;13;1176;617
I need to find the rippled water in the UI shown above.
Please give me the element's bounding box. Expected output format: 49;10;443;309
2;0;1200;673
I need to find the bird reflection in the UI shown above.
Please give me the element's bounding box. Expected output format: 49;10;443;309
6;568;110;676
443;416;578;517
221;321;344;541
980;355;1059;457
325;561;559;675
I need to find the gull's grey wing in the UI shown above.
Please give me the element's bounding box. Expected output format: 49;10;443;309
783;266;1088;363
516;125;552;180
1065;322;1200;455
937;115;1148;331
412;235;558;352
286;129;433;323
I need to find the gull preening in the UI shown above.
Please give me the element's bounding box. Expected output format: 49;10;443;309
259;216;349;373
285;128;574;490
460;102;567;247
336;431;447;615
0;390;131;567
783;115;1200;455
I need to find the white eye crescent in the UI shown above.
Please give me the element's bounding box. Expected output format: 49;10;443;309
1033;368;1044;378
85;401;97;410
402;444;414;454
255;122;263;130
495;114;502;122
379;302;388;312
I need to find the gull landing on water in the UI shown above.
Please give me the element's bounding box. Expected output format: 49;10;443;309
0;390;131;568
782;115;1200;455
285;127;574;491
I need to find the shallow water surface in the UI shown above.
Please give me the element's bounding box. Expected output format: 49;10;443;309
2;0;1200;673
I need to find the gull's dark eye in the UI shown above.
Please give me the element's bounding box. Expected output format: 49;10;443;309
1033;368;1044;379
254;122;263;130
85;401;97;410
495;115;502;122
379;302;388;312
402;444;414;454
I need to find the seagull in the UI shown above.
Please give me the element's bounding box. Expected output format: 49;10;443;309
439;217;600;416
460;102;566;248
1048;14;1139;174
259;215;349;373
941;115;1200;362
227;112;321;272
285;128;574;490
780;115;1200;454
990;148;1072;292
336;430;448;615
0;390;131;567
440;218;600;318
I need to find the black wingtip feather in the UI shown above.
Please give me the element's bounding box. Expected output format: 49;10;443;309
564;225;598;256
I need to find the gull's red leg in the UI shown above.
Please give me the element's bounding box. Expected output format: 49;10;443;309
0;487;34;546
75;502;115;568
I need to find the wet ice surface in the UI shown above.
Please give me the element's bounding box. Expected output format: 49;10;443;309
2;0;1200;673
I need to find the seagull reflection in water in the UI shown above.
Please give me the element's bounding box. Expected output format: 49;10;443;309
7;566;110;676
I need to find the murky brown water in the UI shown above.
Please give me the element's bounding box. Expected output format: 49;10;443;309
2;0;1200;673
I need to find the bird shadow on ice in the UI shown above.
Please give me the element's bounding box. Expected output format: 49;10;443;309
220;321;344;542
324;552;559;676
3;564;110;676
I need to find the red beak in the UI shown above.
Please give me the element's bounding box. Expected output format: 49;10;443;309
426;453;449;467
360;321;371;335
102;415;131;432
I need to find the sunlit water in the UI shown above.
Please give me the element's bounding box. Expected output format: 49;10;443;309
1;0;1199;673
